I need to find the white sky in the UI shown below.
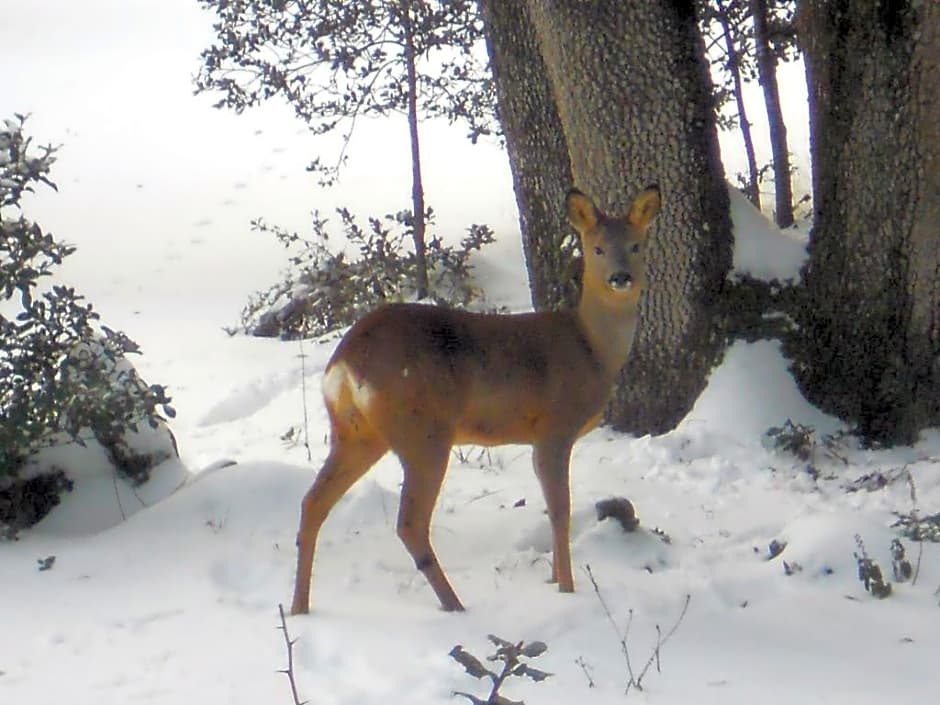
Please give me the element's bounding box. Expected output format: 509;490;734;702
1;0;518;333
1;0;809;338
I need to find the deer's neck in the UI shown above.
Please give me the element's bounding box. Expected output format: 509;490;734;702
575;291;641;379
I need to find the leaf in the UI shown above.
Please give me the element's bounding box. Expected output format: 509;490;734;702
449;646;493;680
513;663;553;683
520;641;548;658
487;634;514;650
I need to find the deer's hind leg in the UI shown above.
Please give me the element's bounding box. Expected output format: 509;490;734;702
387;420;464;612
291;405;387;615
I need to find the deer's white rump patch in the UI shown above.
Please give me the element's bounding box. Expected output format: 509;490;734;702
322;361;375;413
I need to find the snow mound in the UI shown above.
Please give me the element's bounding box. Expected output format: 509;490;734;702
679;339;843;446
729;186;808;281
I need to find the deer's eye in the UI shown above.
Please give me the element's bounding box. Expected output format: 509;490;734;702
594;246;604;256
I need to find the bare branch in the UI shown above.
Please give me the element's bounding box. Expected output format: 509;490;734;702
632;593;692;690
584;564;636;684
575;656;595;688
277;603;306;705
585;565;691;694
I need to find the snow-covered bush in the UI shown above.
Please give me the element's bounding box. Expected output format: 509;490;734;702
237;208;496;339
0;114;176;534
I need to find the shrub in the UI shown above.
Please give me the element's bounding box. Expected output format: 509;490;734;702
450;634;551;705
764;419;849;479
235;207;496;339
0;114;174;533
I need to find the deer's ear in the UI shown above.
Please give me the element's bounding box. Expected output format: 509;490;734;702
627;185;661;231
566;189;599;233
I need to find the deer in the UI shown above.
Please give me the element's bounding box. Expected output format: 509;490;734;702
290;185;661;614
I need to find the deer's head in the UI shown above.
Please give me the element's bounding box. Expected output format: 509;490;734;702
566;185;660;301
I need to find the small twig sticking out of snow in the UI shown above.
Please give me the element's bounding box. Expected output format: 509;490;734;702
111;468;151;523
277;603;306;705
298;338;312;463
575;656;596;688
465;488;501;505
584;564;691;694
112;472;127;521
129;482;150;509
584;564;636;686
633;593;691;691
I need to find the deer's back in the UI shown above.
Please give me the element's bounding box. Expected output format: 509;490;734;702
324;303;613;445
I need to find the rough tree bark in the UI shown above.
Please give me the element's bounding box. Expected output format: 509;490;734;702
751;0;794;228
481;0;732;434
478;0;578;310
795;0;940;445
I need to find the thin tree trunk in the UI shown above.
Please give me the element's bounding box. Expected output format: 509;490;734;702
751;0;794;227
478;0;577;310
403;4;429;300
716;0;761;210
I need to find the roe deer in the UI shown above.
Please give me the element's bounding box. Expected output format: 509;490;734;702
290;186;660;614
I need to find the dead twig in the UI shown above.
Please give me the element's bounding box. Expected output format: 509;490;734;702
631;593;691;692
585;564;636;685
575;656;595;688
112;472;127;521
584;564;691;694
298;337;313;463
277;603;306;705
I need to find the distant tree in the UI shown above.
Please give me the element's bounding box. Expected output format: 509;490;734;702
196;0;495;299
700;0;763;209
793;0;940;444
751;0;797;228
480;0;732;435
699;0;798;225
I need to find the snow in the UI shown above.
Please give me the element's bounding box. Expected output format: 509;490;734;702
23;427;189;537
728;187;809;281
3;3;939;705
679;339;842;443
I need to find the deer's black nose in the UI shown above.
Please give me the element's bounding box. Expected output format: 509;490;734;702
608;271;632;289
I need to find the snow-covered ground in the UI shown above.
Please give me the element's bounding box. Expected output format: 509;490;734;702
3;3;939;705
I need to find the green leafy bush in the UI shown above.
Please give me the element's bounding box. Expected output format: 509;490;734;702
237;207;496;339
0;114;175;532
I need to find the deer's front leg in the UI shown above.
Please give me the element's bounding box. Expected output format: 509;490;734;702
533;438;575;592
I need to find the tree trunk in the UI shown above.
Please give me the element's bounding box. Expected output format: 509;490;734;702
484;0;733;434
403;4;429;300
478;0;578;310
794;0;940;445
751;0;794;228
716;0;762;210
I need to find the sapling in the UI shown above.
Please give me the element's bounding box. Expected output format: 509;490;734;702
450;634;551;705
